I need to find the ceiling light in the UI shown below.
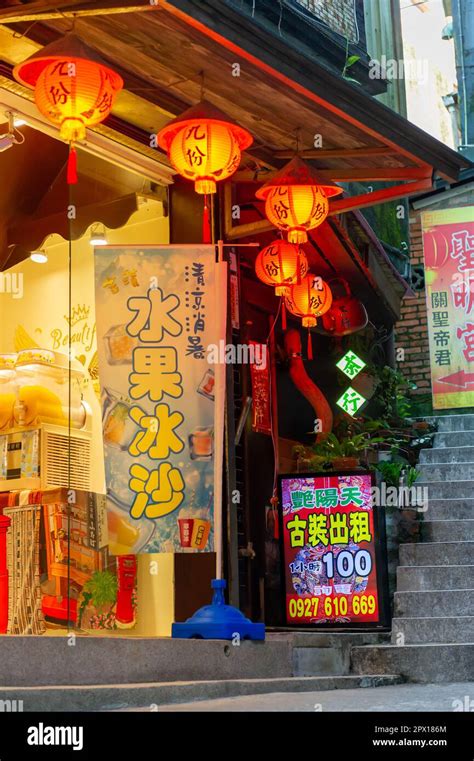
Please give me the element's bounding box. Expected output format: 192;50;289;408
90;224;108;246
0;111;25;152
30;250;48;264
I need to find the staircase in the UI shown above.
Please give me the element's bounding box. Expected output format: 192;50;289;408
352;414;474;683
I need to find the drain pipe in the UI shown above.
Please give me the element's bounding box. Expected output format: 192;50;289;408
453;0;474;158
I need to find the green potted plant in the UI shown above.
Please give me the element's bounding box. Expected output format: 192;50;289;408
78;570;118;631
310;432;380;470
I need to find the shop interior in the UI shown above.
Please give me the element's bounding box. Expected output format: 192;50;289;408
0;120;197;637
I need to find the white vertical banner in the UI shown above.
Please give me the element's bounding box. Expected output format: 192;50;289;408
94;245;222;554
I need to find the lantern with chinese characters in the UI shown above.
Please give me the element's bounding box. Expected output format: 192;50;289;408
255;240;308;328
256;156;343;244
285;274;333;358
158;100;253;241
14;33;123;182
158;100;253;194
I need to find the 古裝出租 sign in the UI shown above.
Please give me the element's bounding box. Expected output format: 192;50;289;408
279;472;389;627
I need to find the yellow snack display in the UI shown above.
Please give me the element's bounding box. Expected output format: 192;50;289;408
0;393;16;429
0;354;17;429
16;386;67;426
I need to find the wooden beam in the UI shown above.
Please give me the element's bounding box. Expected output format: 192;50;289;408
233;167;431;183
0;0;90;20
274;147;395;159
0;1;154;23
225;177;434;239
328;177;434;214
226;218;273;241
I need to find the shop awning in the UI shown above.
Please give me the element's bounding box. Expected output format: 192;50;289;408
0;120;164;270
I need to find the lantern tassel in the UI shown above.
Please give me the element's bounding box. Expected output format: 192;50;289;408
202;194;212;244
281;299;287;330
67;144;77;185
307;328;313;360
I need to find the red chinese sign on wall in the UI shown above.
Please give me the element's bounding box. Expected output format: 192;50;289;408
422;207;474;409
249;341;271;435
279;473;388;627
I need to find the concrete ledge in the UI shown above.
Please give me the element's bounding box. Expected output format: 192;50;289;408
0;675;404;711
0;636;292;687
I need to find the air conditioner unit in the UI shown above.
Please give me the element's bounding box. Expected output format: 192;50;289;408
0;422;92;492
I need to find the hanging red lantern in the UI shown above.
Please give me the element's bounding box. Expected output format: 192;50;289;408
158;100;253;194
14;33;123;183
285;274;333;358
255;156;343;244
158;100;253;242
321;278;368;336
255;240;308;329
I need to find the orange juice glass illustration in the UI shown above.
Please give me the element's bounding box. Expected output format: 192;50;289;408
191;518;211;550
189;427;213;460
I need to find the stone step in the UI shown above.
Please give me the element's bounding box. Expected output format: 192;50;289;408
399;541;474;566
397;564;474;591
394;588;474;618
0;675;404;712
433;431;474;448
293;647;349;677
421;520;474;542
437;414;474;432
416;480;474;499
426;499;474;520
0;636;293;686
351;643;474;683
418;463;474;481
420;446;474;463
391;616;474;645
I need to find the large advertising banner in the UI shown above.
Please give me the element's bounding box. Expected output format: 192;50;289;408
279;473;388;627
94;245;218;554
422;207;474;409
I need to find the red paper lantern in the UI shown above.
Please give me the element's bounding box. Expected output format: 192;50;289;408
13;33;123;143
256;156;343;243
255;239;308;329
285;274;332;358
285;274;333;327
158;100;253;194
255;240;308;295
321;278;368;336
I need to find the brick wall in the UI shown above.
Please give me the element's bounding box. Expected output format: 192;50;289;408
394;213;432;394
294;0;359;41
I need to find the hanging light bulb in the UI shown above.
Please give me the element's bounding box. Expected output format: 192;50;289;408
30;250;48;264
89;224;108;246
